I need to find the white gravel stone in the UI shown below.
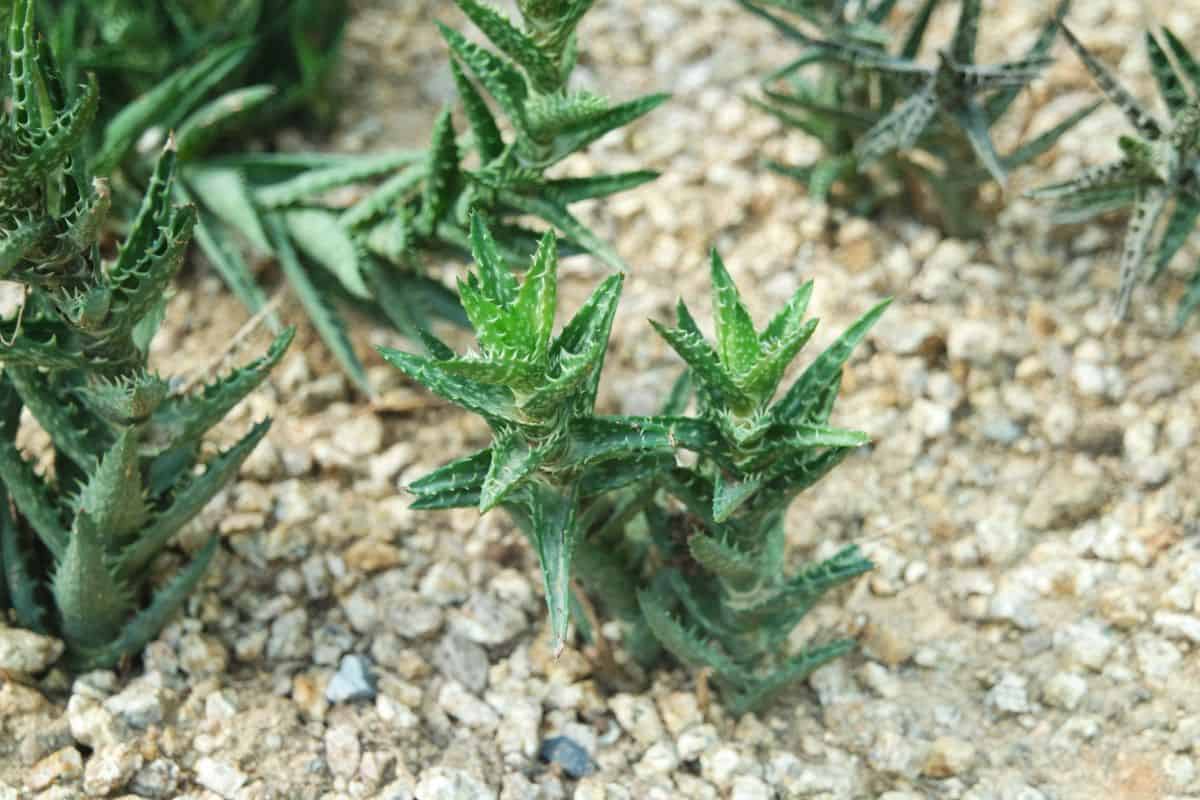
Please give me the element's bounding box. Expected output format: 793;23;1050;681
0;626;62;674
634;741;678;776
1153;611;1200;643
438;681;499;729
1042;672;1088;711
699;744;746;788
67;694;125;748
487;692;541;758
377;694;421;729
676;723;719;762
1056;620;1116;671
82;743;144;796
922;736;975;778
986;672;1030;714
609;693;666;748
325;724;362;779
947;319;1001;366
730;774;772;800
194;757;247;799
414;767;496;800
420;562;470;605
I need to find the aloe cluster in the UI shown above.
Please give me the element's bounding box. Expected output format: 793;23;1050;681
39;0;349;159
742;0;1095;235
0;0;290;670
1029;24;1200;325
385;216;885;713
189;0;666;390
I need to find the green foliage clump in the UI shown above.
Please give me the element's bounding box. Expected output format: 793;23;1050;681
0;0;291;670
38;0;350;159
384;216;885;714
1028;23;1200;325
742;0;1095;236
191;0;666;391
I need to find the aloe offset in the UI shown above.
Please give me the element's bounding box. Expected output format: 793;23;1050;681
384;216;886;714
1028;23;1200;325
0;0;291;670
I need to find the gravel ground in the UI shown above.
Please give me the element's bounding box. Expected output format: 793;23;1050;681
4;0;1200;798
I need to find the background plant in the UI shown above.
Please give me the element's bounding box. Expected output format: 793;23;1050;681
35;0;350;170
742;0;1096;236
385;216;886;714
181;0;668;391
1028;23;1200;325
0;0;291;670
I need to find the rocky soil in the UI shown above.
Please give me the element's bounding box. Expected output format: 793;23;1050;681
4;0;1200;798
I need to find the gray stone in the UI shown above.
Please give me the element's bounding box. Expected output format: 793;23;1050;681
449;593;526;646
105;679;167;728
539;736;594;778
266;607;311;661
326;653;378;703
432;633;489;693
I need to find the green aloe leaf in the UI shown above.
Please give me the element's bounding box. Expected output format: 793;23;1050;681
438;21;529;132
116;420;271;580
1152;194;1200;280
450;58;505;163
481;433;550;512
1148;33;1188;117
454;0;561;93
528;481;580;655
709;250;761;380
53;515;134;652
283;208;371;299
267;214;370;393
184;167;273;254
774;298;890;424
1162;27;1200;96
377;349;515;419
651;314;751;413
93;41;251;174
74;535;219;671
176;84;277;161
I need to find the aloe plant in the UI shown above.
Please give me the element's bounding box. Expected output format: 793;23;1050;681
1028;23;1200;325
40;0;349;147
743;0;1096;235
173;0;666;391
385;216;886;714
0;0;291;670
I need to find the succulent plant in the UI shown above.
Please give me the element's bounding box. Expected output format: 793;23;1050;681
742;0;1096;235
176;0;666;390
0;0;291;670
386;216;885;713
1028;23;1200;324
